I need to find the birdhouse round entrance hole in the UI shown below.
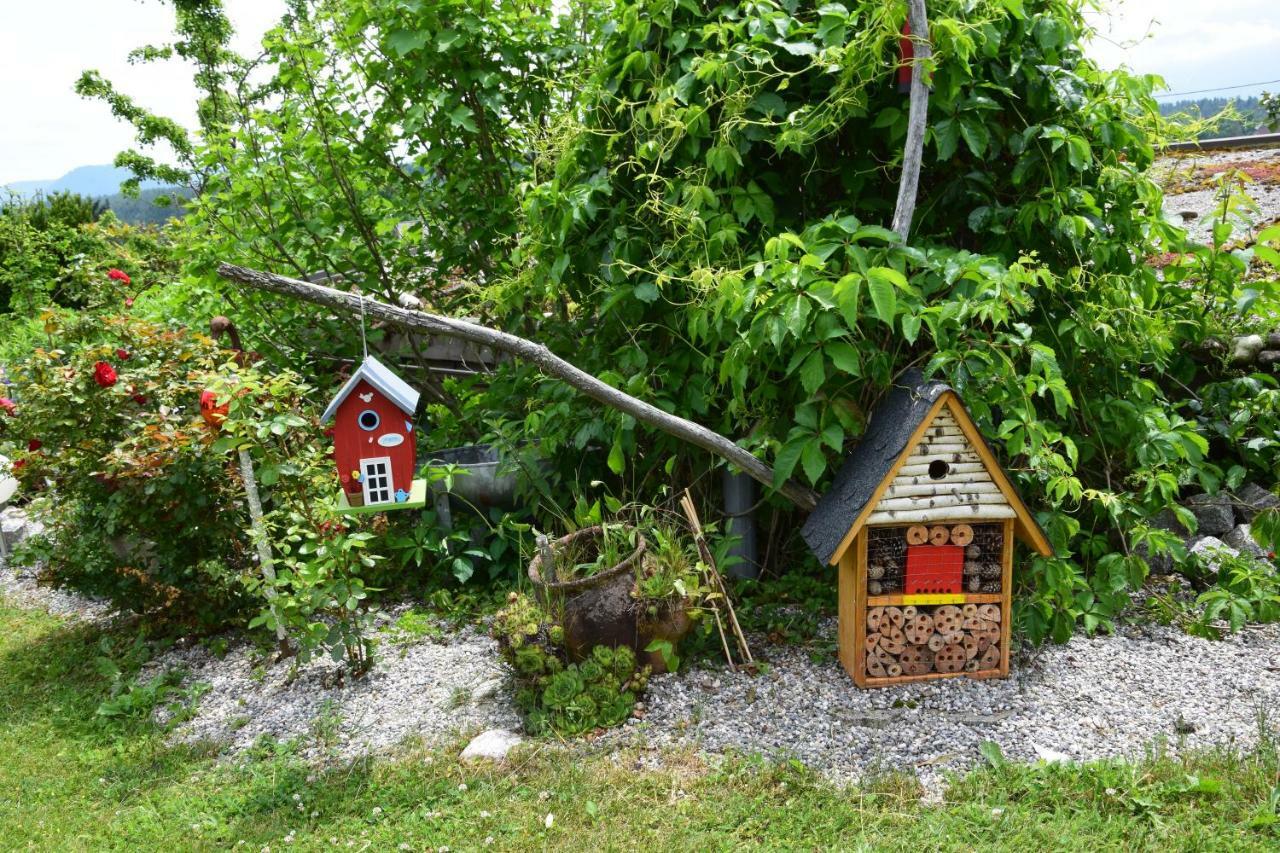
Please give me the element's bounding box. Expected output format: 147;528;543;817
928;459;949;479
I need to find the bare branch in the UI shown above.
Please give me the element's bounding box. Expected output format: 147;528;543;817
216;262;821;512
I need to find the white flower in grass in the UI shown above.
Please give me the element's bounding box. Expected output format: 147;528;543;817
484;837;494;846
544;813;555;829
479;810;491;818
458;783;468;792
372;806;383;817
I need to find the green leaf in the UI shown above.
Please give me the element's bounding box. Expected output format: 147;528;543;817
773;438;808;487
784;294;811;337
959;117;990;157
448;104;478;132
800;351;826;395
800;440;826;484
634;281;660;303
825;341;861;376
386;29;429;56
978;740;1006;768
607;433;625;475
867;268;902;326
834;272;862;331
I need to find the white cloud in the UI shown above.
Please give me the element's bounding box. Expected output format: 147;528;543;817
1086;0;1280;98
0;0;284;185
1;0;1276;185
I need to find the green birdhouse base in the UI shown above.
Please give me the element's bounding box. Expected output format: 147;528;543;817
336;478;428;515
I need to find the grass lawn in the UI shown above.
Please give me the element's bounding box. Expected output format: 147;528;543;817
1;600;1278;851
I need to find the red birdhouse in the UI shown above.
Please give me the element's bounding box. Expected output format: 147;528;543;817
321;357;425;513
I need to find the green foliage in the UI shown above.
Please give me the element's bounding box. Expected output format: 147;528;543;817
1190;551;1280;639
462;0;1280;644
0;196;175;323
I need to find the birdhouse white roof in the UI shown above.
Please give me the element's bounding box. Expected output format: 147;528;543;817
320;356;420;423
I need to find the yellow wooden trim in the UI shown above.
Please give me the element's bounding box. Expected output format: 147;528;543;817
941;394;1053;557
868;592;1002;606
1000;517;1014;677
826;394;952;565
838;544;860;684
901;593;964;605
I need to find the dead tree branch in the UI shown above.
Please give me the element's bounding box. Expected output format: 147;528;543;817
216;262;821;511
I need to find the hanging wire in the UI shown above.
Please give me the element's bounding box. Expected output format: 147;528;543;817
357;288;368;361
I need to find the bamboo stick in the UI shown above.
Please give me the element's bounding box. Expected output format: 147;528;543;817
865;504;1016;524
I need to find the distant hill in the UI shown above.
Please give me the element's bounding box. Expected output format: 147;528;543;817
3;164;189;226
3;164;165;198
1159;96;1273;139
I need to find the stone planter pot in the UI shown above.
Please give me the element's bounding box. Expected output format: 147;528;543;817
528;525;647;660
637;600;695;674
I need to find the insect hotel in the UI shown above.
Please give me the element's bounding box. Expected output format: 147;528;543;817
801;371;1053;686
321;356;427;513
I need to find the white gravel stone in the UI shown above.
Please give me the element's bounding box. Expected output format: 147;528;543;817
460;729;523;762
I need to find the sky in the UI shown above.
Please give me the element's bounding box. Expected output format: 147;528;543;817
1;0;1278;186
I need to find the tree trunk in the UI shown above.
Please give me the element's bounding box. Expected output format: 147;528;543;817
891;0;932;241
216;262;820;511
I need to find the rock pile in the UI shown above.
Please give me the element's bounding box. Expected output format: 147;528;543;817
1144;484;1278;576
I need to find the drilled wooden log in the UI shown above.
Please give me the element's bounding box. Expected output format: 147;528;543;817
934;643;967;673
950;524;974;546
215;262;820;511
979;643;1001;670
899;644;933;676
867;607;885;633
904;612;934;645
906;525;929;545
883;606;906;629
978;604;1001;623
880;625;907;655
933;605;963;634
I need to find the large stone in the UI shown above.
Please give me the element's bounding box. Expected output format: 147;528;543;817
1233;482;1279;523
1231;334;1265;365
1;511;28;551
1268;331;1280;349
1183;493;1235;538
1135;508;1193;574
1188;536;1238;575
1259;351;1280;370
1222;524;1266;559
460;729;523;762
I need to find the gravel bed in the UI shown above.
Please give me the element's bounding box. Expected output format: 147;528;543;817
1159;149;1280;245
0;508;112;622
148;615;521;762
618;618;1280;788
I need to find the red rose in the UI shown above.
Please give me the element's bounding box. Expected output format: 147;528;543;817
12;459;25;471
0;397;14;416
116;348;130;360
27;439;41;452
107;268;131;285
93;361;118;388
200;389;229;430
